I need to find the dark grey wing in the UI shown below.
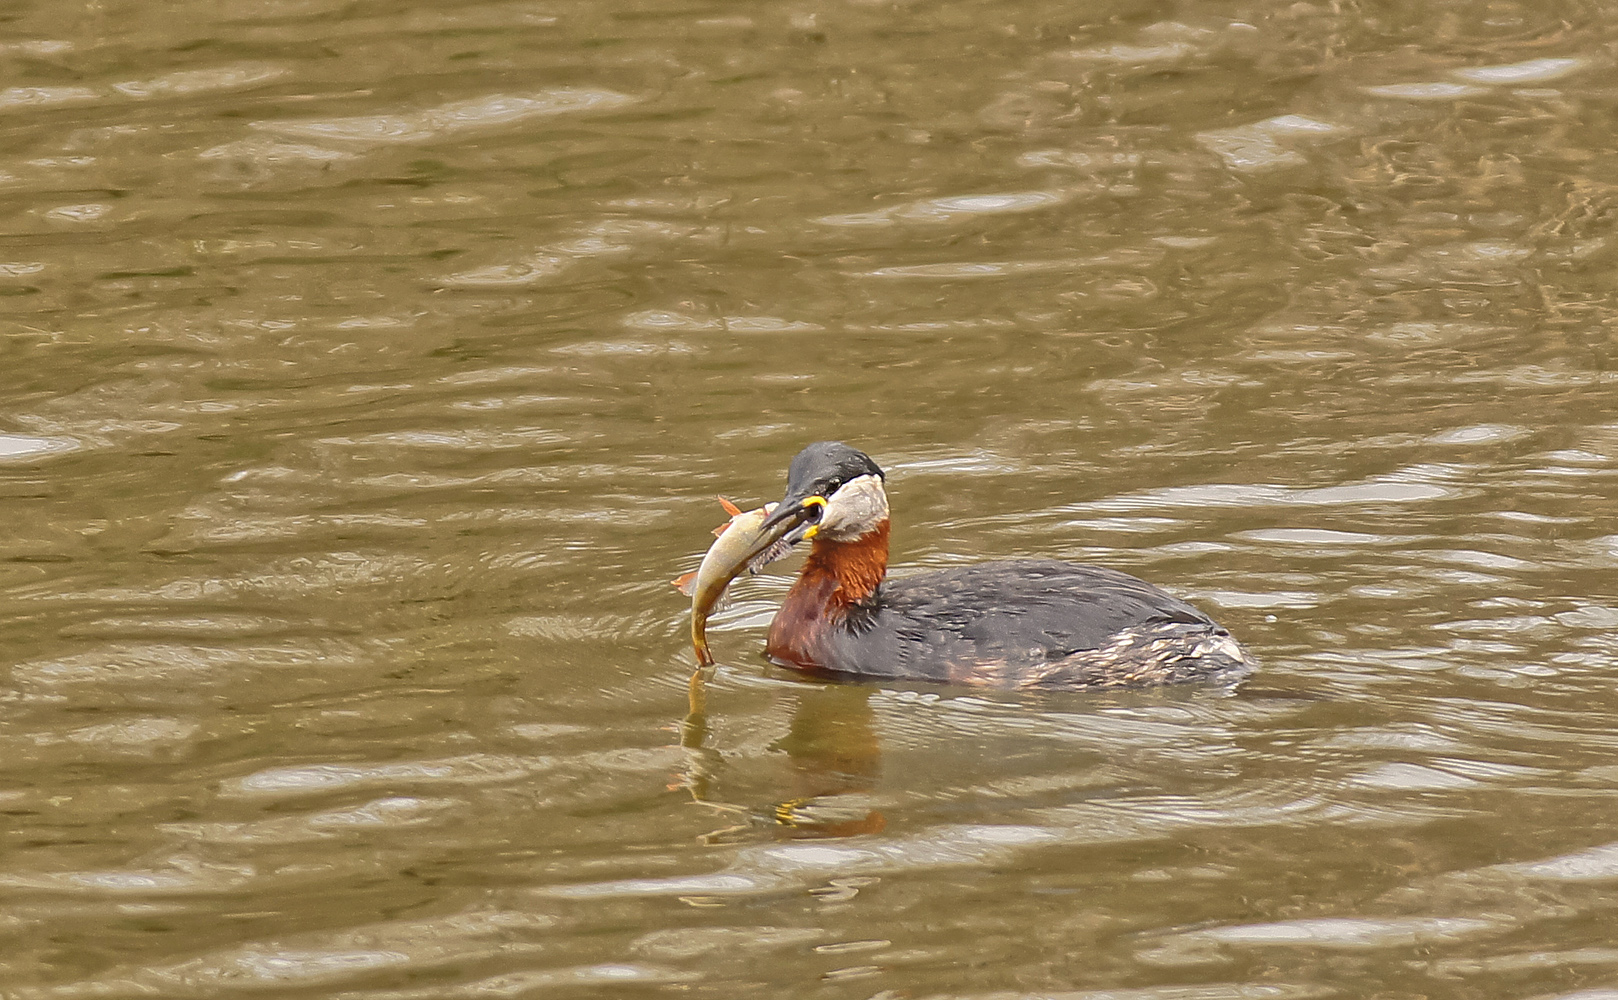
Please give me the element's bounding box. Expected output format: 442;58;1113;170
879;559;1212;654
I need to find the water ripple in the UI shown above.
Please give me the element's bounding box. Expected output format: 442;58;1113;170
23;911;554;998
1196;115;1347;173
0;432;78;460
815;188;1075;226
1137;916;1503;966
1451;58;1587;84
160;796;462;843
253;89;638;146
222;753;556;799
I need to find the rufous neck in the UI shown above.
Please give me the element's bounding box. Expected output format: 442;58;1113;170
799;519;889;605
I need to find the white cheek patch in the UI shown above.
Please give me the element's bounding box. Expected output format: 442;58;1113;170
819;475;889;541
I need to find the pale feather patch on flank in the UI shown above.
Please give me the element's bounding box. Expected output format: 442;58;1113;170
995;622;1254;690
939;620;1253;691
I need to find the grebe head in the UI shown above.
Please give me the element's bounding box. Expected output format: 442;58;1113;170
688;443;888;605
760;441;887;545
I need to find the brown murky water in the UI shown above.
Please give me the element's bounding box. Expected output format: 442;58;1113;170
3;0;1618;996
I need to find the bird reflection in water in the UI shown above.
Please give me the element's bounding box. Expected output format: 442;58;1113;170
679;681;886;843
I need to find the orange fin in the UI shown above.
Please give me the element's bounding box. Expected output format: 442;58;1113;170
672;571;697;597
717;496;742;517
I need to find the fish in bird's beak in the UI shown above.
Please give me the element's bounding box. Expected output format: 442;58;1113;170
682;442;886;667
682;498;805;665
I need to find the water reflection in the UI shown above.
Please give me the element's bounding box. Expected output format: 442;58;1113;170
685;677;886;842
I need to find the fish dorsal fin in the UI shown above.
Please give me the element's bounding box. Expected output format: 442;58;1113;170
711;497;743;537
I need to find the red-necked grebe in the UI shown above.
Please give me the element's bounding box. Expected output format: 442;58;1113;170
706;441;1253;690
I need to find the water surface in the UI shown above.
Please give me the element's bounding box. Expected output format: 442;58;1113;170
3;0;1618;997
